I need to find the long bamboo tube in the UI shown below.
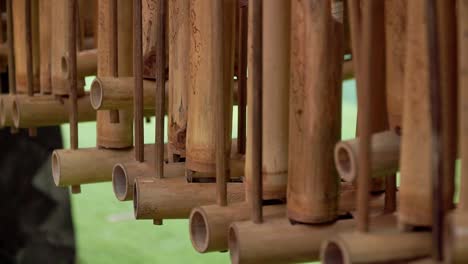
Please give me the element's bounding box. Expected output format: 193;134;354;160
96;0;133;149
399;0;453;228
39;0;52;94
228;214;397;264
52;144;167;187
13;0;40;94
167;0;189;158
113;157;244;201
133;178;245;219
134;0;144;162
287;0;342;224
321;231;432;263
61;49;97;80
335;130;400;182
12;94;95;128
186;0;233;176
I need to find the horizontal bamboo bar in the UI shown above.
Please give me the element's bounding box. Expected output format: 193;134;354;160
52;144;167;187
114;156;245;201
133;177;245;220
228;214;397;264
444;211;468;263
12;94;95;128
335;130;400;182
61;49;98;79
321;230;431;264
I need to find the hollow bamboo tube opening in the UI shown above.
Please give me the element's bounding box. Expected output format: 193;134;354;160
133;177;245;220
61;49;98;79
335;130;400;182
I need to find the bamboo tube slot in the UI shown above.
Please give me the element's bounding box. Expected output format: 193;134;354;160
61;49;97;80
12;94;95;128
228;214;397;264
167;0;189;158
321;230;432;264
260;0;290;200
186;0;233;176
113;157;244;201
133;177;245;219
335;130;400;182
52;144;167;187
39;0;52;94
287;0;342;224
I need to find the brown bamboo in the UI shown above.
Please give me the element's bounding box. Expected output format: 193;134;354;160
287;0;342;224
113;158;245;201
6;0;16;95
96;0;133;149
321;231;431;264
134;0;144;162
61;49;98;80
228;214;397;264
133;177;245;219
167;0;189;159
67;0;78;150
236;4;247;155
39;0;52;94
12;94;95;128
0;94;14;127
186;0;233;176
444;212;468;264
399;0;453;228
335;130;400;182
52;144;167;187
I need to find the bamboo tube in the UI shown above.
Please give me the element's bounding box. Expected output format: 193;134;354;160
133;177;245;219
186;0;233;176
52;144;167;187
39;0;52;94
335;130;400;182
444;212;468;264
167;0;189;158
0;94;14;127
13;0;40;94
398;0;453;228
258;0;290;200
113;157;244;201
96;0;133;149
321;230;431;264
287;0;342;224
12;94;95;128
61;49;97;80
228;214;397;264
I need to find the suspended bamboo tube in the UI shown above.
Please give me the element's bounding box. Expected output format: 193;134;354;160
52;144;167;187
167;0;189;159
12;94;95;128
133;177;245;219
96;0;133;149
39;0;52;94
321;231;432;264
113;157;244;201
399;0;454;228
335;130;400;182
287;0;343;224
186;0;233;177
61;49;97;80
228;214;397;264
13;0;40;94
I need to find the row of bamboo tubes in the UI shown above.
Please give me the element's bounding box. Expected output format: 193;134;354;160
0;0;466;263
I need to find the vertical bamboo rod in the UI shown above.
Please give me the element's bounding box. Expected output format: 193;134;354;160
68;0;78;150
109;0;119;123
250;0;262;224
25;0;37;137
39;0;52;94
133;0;143;162
236;4;247;155
460;0;468;212
155;0;166;178
6;0;15;94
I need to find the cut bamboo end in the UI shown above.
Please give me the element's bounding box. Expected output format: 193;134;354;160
334;130;401;182
133;177;245;220
320;230;432;264
90;77;103;109
0;95;15;127
112;161;186;201
12;94;96;128
61;49;98;79
444;211;468;263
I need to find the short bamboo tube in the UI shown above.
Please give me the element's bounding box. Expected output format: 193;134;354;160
61;49;98;80
52;144;166;187
113;157;244;201
12;94;95;128
39;0;52;94
287;0;343;224
228;215;397;264
0;94;14;127
335;130;400;182
167;0;189;158
258;0;290;200
321;231;432;263
133;177;245;219
398;0;453;227
186;0;233;175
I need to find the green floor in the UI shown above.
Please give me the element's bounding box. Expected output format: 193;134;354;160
59;79;367;263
